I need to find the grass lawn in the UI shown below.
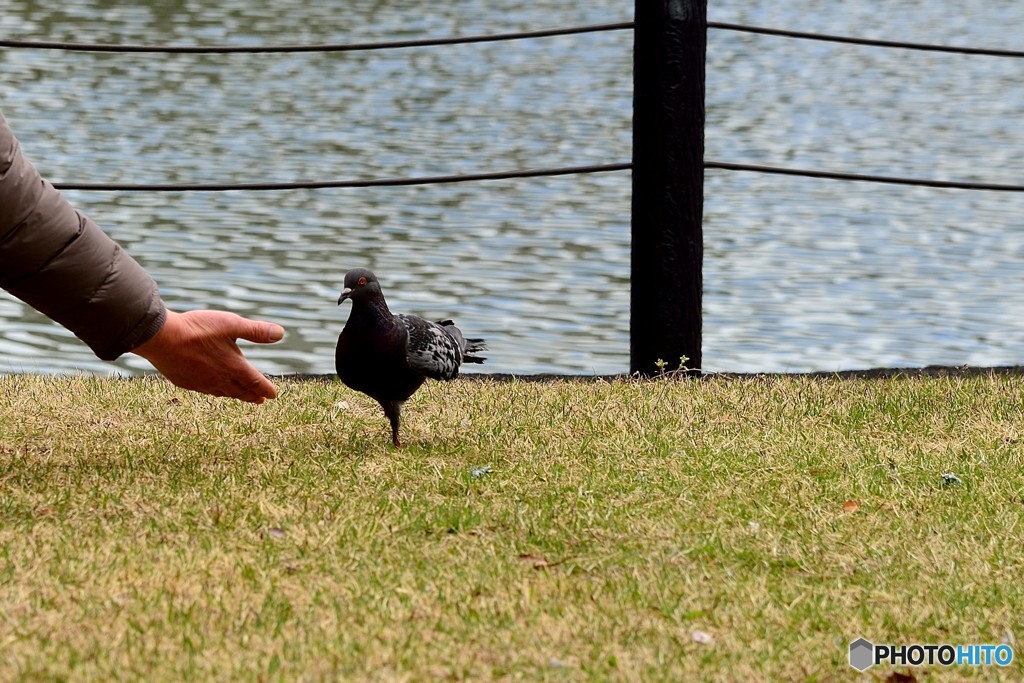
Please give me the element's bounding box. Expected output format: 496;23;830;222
0;372;1022;681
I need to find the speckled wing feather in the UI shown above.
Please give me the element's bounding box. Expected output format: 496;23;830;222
396;313;464;380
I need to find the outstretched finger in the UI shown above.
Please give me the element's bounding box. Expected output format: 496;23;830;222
232;369;277;402
236;320;285;345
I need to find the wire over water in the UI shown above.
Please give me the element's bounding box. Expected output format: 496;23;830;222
52;163;633;191
53;161;1024;193
4;20;1019;58
0;22;634;53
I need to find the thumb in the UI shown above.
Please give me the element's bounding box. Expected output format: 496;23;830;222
236;319;286;344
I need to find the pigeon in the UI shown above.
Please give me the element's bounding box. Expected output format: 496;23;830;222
335;268;486;446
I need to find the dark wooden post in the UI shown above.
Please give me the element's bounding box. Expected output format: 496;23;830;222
630;0;707;376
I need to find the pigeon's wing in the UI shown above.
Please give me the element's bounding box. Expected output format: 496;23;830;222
396;314;463;380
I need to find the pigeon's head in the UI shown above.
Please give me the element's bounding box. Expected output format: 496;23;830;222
338;268;382;304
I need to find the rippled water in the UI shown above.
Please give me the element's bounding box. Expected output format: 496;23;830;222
0;1;1022;376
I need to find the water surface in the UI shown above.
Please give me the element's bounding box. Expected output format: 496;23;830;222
0;1;1021;376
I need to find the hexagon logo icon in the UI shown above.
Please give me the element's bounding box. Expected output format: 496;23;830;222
849;638;874;671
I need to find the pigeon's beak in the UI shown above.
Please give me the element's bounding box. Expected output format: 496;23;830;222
338;288;353;305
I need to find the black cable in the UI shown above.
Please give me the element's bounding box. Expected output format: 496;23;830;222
52;162;632;191
706;161;1024;192
0;21;634;54
3;20;1019;58
708;21;1024;58
53;160;1024;193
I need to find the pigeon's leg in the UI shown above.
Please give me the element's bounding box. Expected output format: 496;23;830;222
381;400;403;447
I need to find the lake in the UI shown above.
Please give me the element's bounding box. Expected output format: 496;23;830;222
1;0;1022;376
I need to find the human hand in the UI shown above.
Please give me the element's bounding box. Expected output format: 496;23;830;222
132;309;284;403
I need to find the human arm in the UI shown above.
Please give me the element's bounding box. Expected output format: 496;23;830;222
0;111;165;358
0;111;283;402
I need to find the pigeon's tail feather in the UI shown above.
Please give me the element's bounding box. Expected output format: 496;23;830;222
464;338;486;364
435;320;486;365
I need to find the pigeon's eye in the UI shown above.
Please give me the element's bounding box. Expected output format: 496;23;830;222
358;277;368;286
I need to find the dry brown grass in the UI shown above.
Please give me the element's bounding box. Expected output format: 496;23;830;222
0;372;1022;680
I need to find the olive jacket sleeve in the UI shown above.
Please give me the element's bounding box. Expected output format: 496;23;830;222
0;112;166;360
